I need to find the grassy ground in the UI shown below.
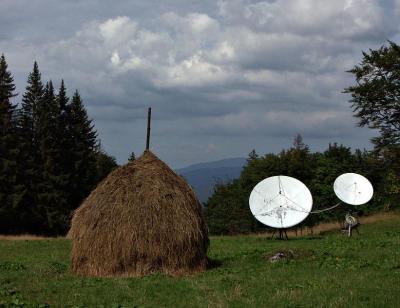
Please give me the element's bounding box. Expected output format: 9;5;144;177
0;215;399;307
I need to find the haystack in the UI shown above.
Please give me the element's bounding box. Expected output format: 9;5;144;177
68;150;209;277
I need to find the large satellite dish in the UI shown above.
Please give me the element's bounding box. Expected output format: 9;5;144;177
333;173;373;205
249;176;313;229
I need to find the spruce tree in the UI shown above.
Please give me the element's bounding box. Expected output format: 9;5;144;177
19;62;43;144
68;90;97;213
39;80;73;233
55;80;71;172
0;54;18;233
128;151;136;162
0;54;17;103
35;81;71;233
15;61;45;233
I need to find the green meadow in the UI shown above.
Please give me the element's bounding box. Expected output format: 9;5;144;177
1;214;399;308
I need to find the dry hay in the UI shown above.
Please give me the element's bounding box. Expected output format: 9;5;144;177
0;234;54;241
68;150;209;277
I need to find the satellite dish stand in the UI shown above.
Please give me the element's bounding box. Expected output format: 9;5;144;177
249;173;373;239
271;228;289;240
342;213;360;237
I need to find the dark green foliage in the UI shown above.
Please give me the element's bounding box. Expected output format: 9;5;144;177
68;90;98;208
94;148;118;183
0;54;17;103
247;149;258;161
344;41;400;171
205;180;258;235
36;81;71;234
0;58;119;235
14;61;45;233
54;80;72;187
128;151;136;162
19;61;43;142
306;144;380;226
343;40;400;217
311;144;355;216
293;133;305;150
0;54;18;234
205;136;399;235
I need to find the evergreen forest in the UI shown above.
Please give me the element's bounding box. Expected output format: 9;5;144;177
0;55;118;235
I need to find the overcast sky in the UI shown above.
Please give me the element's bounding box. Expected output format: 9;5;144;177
1;0;399;168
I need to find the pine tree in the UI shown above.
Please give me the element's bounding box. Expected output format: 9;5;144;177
293;133;306;150
35;81;71;233
15;61;45;233
19;62;43;145
35;80;74;233
0;54;17;103
128;151;136;162
247;149;258;162
0;54;18;233
68;90;98;214
55;80;72;172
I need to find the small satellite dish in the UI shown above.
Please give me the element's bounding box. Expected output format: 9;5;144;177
333;173;373;205
249;176;313;229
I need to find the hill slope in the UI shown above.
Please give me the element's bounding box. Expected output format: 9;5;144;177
176;157;247;203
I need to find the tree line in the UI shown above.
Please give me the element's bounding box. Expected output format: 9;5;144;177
0;55;118;235
204;41;400;235
1;41;399;236
204;137;399;235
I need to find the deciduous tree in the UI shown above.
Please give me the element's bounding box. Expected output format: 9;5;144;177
345;41;400;170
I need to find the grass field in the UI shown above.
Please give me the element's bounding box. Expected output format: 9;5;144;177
1;214;399;307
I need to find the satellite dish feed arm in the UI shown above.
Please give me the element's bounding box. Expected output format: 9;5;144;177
281;202;342;214
309;202;341;214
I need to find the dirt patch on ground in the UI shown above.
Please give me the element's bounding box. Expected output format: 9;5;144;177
0;234;55;241
298;211;400;236
358;212;400;224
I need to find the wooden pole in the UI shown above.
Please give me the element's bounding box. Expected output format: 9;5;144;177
146;107;151;150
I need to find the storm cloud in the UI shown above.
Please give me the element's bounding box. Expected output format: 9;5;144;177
1;0;399;167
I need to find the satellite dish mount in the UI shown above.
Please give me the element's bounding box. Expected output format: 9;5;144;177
273;229;289;240
248;173;373;239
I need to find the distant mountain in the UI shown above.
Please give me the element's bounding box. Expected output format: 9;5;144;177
176;157;247;203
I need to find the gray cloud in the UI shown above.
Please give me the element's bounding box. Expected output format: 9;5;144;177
0;0;396;168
